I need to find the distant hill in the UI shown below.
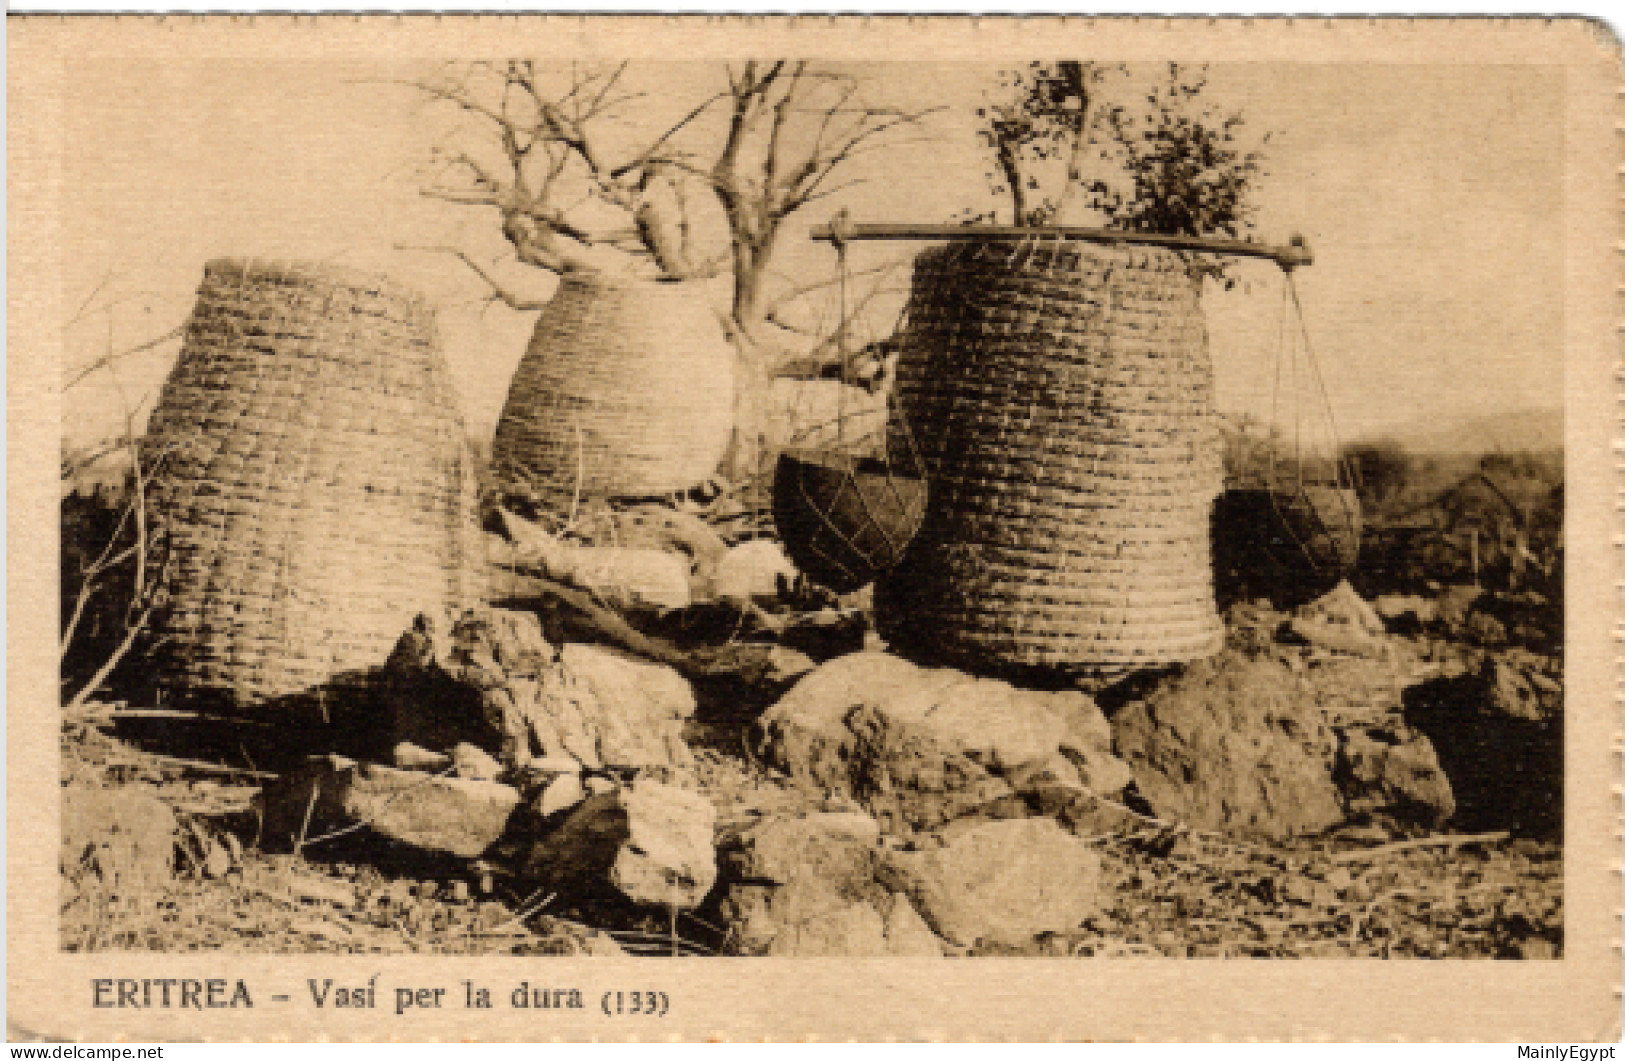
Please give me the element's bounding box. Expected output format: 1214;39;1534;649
1355;405;1563;456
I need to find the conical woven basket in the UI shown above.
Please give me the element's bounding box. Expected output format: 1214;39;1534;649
143;259;485;709
876;240;1225;674
492;275;735;505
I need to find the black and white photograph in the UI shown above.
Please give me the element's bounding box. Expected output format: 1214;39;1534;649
11;14;1618;1044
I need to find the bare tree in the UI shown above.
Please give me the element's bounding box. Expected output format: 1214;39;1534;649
411;60;936;478
60;287;181;710
61;431;173;712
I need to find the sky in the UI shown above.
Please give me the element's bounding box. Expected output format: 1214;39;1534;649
59;59;1565;456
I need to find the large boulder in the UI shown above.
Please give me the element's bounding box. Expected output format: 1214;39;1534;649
1286;580;1390;659
1111;653;1347;840
384;608;552;764
1334;727;1456;828
713;811;942;957
877;818;1100;948
61;785;178;892
521;779;716;909
260;755;521;859
555;643;697;769
843;704;1013;832
754;652;1132;833
383;608;696;772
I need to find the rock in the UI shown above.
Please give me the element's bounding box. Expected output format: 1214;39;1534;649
895;676;1069;771
844;703;1013;833
1033;788;1147;836
1434;584;1485;631
614;504;730;587
754;651;1134;830
1465;610;1509;647
535;772;586;819
1482;656;1561;722
451;743;503;781
755;651;940;794
714;811;938;957
713;539;799;604
1374;594;1437;626
1402;659;1562;836
394;742;452;772
522;780;716;909
260;756;521;860
201;836;233;880
719;810;884;886
62;786;177;892
383;608;556;765
384;608;697;773
1004;755;1083;796
551;547;693;612
763;645;818;686
1286;616;1389;658
1110;652;1347;840
1334;727;1456;828
1297;580;1386;636
758;900;890;956
1286;581;1389;658
499;509;691;611
556;643;696;769
878;818;1100;948
879;892;947;956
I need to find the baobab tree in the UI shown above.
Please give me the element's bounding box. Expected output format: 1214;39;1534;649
410;60;934;479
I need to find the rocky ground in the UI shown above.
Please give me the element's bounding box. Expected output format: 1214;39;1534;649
61;522;1563;960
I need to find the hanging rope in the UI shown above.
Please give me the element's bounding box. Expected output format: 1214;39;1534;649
1262;267;1361;575
770;211;929;593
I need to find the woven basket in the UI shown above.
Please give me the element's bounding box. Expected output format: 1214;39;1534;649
143;259;485;709
1212;485;1362;605
875;240;1225;673
771;450;927;593
492;275;735;505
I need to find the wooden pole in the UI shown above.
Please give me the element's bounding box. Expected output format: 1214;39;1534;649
809;215;1314;271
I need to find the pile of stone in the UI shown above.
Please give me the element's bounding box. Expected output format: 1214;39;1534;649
249;577;1537;958
261;606;718;912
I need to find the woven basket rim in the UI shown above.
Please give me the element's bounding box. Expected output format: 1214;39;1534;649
916;238;1193;268
203;257;432;308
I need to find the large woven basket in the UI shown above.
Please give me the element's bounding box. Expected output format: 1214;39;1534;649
492;275;735;505
143;259;485;709
875;240;1226;674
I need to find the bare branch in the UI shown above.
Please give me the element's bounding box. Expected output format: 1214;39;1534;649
64;325;185;392
398;244;551;311
610;91;730;180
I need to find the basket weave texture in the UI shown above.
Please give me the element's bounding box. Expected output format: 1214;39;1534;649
492;275;735;504
143;259;485;707
876;240;1225;672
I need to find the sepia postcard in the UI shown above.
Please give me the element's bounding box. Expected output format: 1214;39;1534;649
8;14;1620;1042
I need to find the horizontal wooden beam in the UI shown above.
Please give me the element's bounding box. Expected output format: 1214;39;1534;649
809;219;1313;271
